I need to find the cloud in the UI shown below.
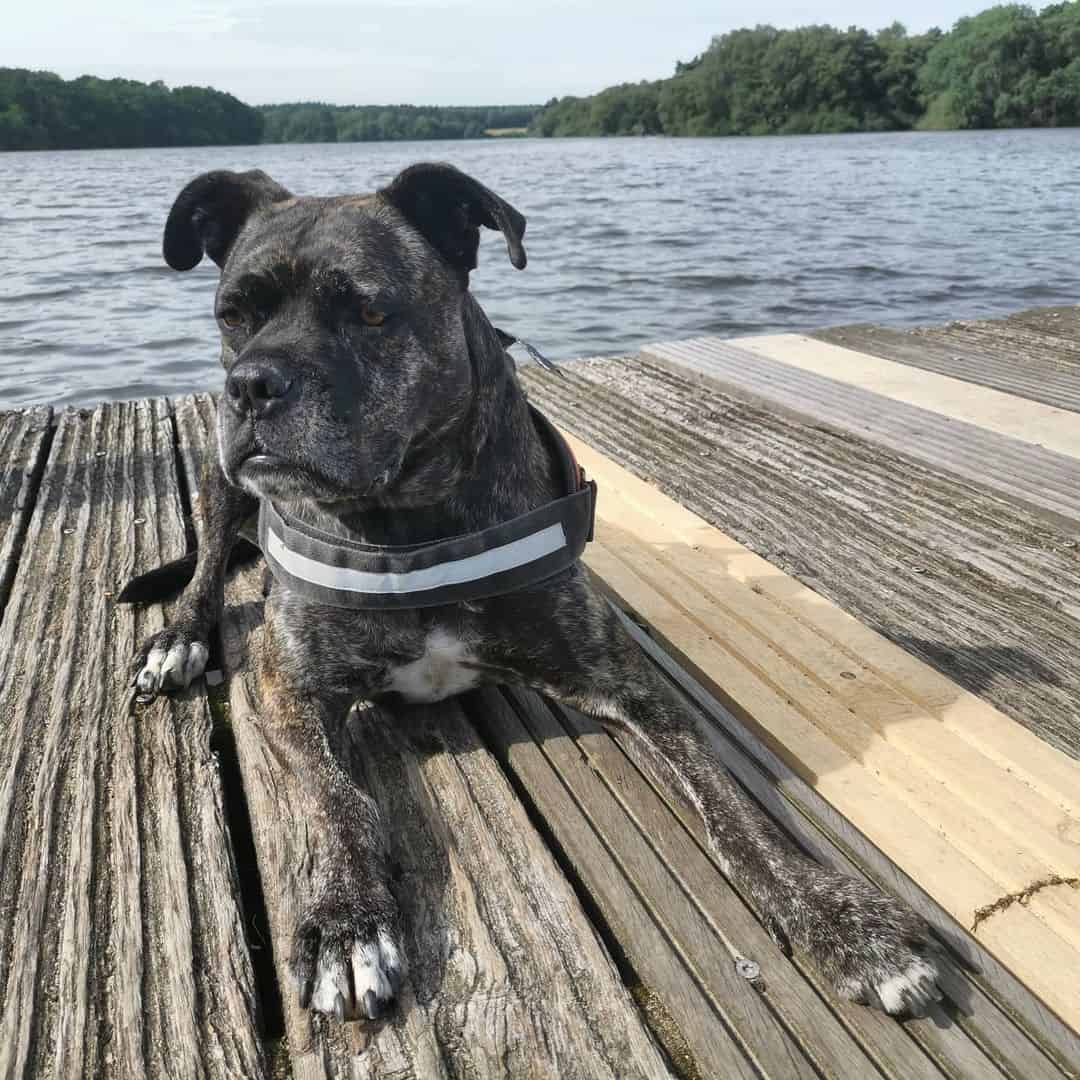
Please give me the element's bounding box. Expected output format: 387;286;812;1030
5;0;987;106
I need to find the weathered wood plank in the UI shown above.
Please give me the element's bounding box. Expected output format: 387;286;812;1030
642;337;1080;528
813;323;1080;413
0;405;51;624
509;689;935;1079
168;396;671;1079
521;358;1080;759
504;687;835;1079
0;401;265;1079
472;686;760;1079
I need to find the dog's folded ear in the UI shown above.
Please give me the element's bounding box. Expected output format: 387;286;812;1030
380;162;527;280
163;169;293;271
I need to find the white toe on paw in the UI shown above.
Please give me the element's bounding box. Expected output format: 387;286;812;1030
875;956;941;1015
137;639;208;695
352;931;404;1019
161;644;187;684
183;642;209;684
377;929;402;977
352;939;393;1003
311;958;351;1016
137;645;167;692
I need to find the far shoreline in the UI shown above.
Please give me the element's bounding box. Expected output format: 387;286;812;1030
5;126;1080;154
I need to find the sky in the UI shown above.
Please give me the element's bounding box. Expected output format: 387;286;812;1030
9;0;992;107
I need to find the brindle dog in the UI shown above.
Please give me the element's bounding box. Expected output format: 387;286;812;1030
131;162;942;1023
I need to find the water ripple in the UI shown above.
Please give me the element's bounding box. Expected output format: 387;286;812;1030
2;130;1079;406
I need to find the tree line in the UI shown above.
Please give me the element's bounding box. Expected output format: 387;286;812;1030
0;69;263;150
0;70;539;151
5;4;1080;151
260;103;537;142
530;3;1080;136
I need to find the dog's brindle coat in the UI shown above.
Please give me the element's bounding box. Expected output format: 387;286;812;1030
133;163;942;1023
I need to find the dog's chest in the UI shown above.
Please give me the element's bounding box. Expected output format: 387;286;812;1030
384;629;481;704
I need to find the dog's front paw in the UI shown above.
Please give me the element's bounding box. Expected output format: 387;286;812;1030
130;624;210;701
291;890;404;1022
797;874;943;1017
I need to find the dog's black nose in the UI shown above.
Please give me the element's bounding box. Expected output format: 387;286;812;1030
226;360;293;418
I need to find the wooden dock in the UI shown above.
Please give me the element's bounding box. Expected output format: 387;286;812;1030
2;306;1079;1078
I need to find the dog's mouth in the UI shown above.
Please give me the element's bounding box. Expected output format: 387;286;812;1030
238;452;289;472
235;452;328;500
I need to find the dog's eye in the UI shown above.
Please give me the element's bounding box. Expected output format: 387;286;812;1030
359;303;385;328
219;309;244;330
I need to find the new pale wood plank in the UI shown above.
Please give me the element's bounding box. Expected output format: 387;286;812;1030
585;539;1080;1022
0;405;51;622
643;337;1080;527
813;323;1080;413
553;430;1080;1033
565;429;1080;851
582;482;1080;946
730;333;1080;459
0;402;265;1079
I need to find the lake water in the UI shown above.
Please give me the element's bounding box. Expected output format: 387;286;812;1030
2;130;1078;407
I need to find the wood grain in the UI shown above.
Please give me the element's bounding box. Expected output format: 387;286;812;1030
0;401;264;1079
0;405;51;624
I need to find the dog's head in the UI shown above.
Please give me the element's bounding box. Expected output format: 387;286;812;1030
163;162;527;504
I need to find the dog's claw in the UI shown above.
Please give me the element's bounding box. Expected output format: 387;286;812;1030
363;989;380;1020
299;979;313;1010
765;916;792;956
334;992;346;1024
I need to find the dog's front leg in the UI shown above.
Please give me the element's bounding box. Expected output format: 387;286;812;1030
132;456;256;698
256;634;403;1022
532;589;942;1016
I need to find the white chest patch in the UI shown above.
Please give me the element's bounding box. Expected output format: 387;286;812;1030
385;629;480;704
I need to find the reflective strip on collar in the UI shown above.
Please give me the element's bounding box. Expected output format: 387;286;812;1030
265;521;568;597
